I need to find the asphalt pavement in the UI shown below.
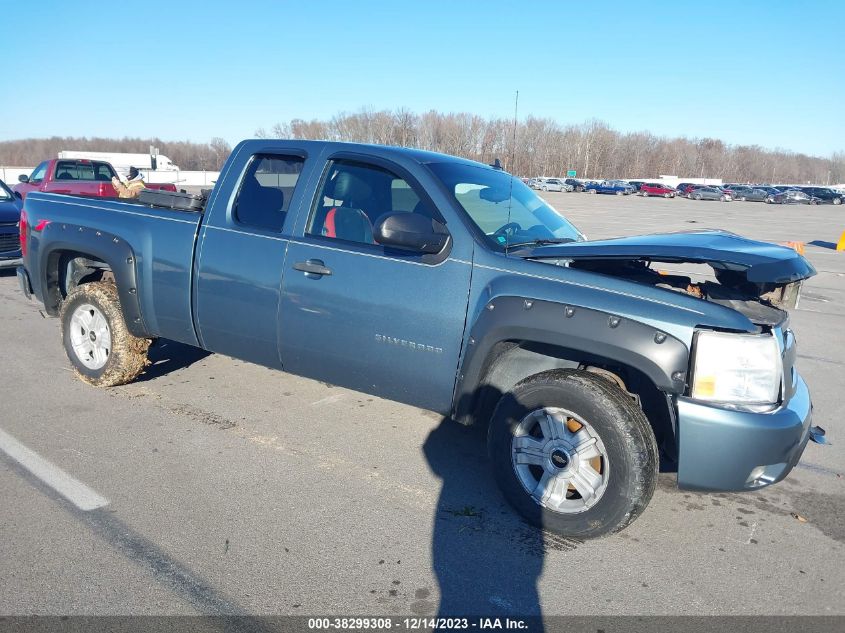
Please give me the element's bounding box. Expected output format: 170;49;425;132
1;193;843;618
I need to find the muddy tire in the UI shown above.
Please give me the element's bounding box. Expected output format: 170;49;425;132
60;282;150;387
488;369;658;538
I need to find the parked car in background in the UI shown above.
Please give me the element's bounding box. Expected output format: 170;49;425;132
539;178;573;192
799;187;844;205
626;180;646;192
640;183;676;198
0;178;23;268
564;178;585;192
585;180;635;195
13;159;178;201
691;187;732;202
729;186;769;202
756;186;783;196
766;190;822;205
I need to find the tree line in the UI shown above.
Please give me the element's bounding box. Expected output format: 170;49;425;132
2;112;841;184
0;136;232;171
256;109;845;185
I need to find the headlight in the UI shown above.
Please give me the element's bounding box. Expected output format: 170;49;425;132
691;331;782;404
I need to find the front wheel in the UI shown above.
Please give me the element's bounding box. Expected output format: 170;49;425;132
642;191;649;197
60;282;150;387
834;197;842;205
695;194;702;200
488;370;658;538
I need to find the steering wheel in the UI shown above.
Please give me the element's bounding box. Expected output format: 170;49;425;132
492;222;523;238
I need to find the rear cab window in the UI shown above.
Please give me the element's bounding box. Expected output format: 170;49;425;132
54;160;116;181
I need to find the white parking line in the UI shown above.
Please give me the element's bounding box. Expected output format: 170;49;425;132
0;428;109;511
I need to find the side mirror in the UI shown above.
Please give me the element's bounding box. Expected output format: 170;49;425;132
18;175;29;183
373;212;449;255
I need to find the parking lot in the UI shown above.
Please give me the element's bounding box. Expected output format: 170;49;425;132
1;192;843;618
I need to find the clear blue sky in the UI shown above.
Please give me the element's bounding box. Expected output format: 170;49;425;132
3;0;843;156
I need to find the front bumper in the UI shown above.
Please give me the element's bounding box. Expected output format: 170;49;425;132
676;373;813;491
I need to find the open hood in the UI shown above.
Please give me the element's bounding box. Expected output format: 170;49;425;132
513;229;816;284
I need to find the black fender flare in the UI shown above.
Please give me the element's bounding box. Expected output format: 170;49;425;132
451;296;689;423
37;223;149;338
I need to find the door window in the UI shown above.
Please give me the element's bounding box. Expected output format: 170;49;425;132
233;154;304;232
307;160;437;246
29;162;48;183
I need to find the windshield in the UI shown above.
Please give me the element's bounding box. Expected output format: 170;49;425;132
0;180;12;201
427;162;584;248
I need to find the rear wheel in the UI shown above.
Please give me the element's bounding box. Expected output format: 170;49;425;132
60;282;150;387
642;191;649;197
834;197;842;205
695;193;702;200
488;370;658;538
616;190;624;196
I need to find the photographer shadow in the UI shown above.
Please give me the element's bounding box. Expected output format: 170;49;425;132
421;388;552;627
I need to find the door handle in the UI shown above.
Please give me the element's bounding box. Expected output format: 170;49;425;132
293;259;332;278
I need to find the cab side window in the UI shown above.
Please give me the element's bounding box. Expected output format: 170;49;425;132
307;160;437;246
234;154;304;232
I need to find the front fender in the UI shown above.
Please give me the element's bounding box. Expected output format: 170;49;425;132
452;296;689;422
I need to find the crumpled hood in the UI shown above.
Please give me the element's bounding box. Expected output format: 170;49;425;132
0;199;21;224
514;229;816;284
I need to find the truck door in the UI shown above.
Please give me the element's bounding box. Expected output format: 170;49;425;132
279;156;473;413
194;151;310;368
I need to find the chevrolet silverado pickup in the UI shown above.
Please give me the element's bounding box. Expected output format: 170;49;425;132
13;158;177;201
16;140;825;537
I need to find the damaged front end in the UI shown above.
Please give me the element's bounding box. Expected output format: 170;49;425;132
513;229;821;491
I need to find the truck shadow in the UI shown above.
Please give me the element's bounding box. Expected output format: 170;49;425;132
136;338;211;383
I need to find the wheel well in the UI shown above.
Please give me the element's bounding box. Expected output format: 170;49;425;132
466;340;676;459
45;250;113;312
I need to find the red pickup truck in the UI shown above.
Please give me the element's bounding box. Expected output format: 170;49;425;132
13;158;176;201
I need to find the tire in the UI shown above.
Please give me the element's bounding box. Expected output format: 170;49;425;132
834;197;842;205
741;196;747;201
616;190;624;196
541;186;548;191
488;369;658;538
664;193;671;198
694;194;702;200
720;195;728;202
576;186;584;192
588;189;597;194
642;191;649;197
60;282;151;387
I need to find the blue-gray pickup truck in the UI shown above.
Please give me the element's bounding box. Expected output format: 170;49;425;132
16;140;826;537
